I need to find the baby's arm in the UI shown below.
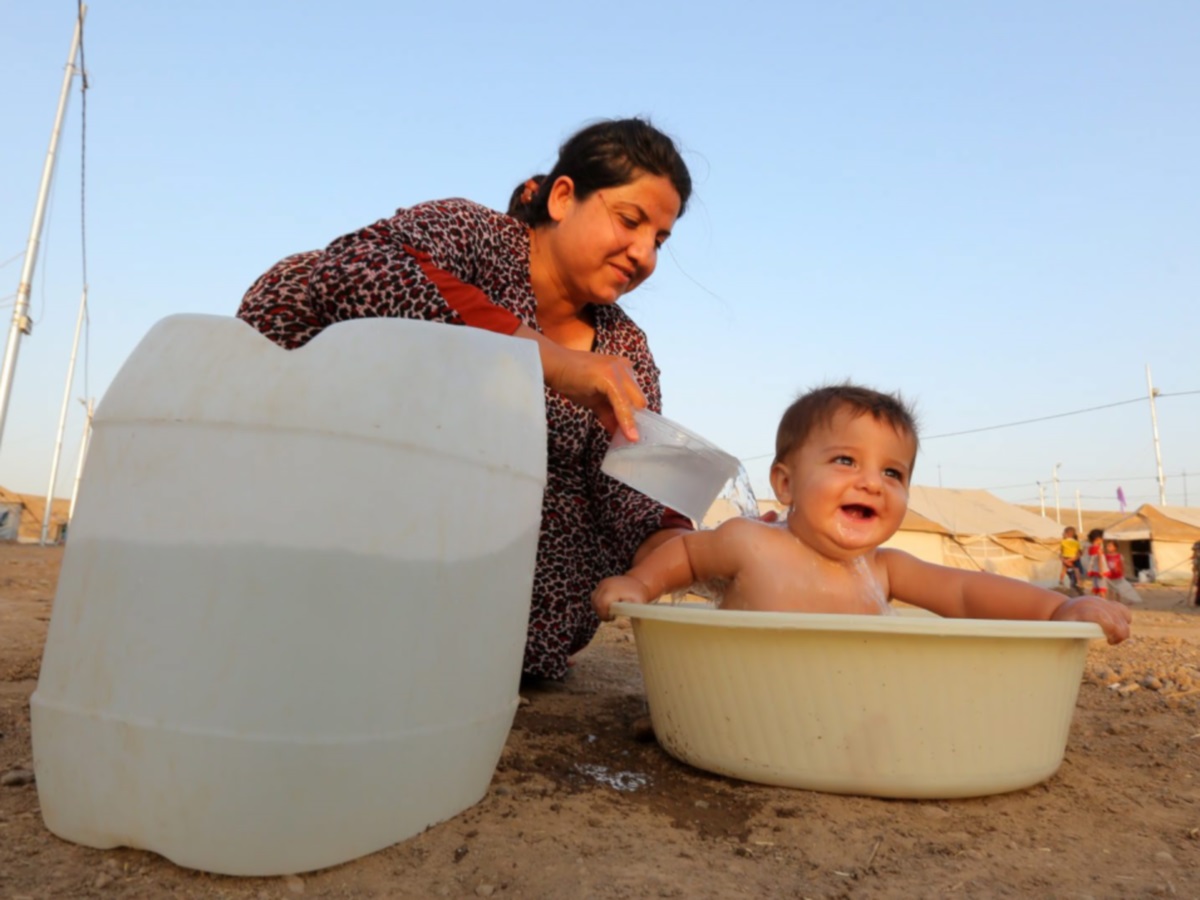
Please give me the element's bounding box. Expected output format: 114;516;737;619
591;521;749;621
880;549;1131;644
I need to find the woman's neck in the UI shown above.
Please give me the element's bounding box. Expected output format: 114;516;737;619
528;227;594;350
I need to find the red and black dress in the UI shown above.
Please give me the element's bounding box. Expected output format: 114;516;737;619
237;198;688;679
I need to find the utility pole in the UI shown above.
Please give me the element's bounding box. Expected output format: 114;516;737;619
41;286;87;544
1075;489;1083;536
1053;463;1062;524
68;397;94;524
1146;364;1167;506
0;7;87;448
1037;482;1046;517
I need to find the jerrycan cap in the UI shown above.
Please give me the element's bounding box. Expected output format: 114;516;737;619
600;409;741;523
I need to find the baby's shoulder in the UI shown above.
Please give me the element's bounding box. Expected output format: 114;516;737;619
710;517;797;562
714;516;777;541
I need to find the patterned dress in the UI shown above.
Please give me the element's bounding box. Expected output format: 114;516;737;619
237;198;688;679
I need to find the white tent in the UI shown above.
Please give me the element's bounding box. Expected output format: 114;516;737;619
883;486;1063;584
1105;505;1200;586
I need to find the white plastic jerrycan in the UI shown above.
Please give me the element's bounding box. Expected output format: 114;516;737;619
31;314;546;876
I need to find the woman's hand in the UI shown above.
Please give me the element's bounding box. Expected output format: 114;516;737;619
518;325;645;440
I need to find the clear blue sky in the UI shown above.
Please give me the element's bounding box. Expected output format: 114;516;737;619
2;2;1197;513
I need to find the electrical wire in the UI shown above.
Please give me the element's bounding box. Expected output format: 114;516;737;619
740;390;1200;463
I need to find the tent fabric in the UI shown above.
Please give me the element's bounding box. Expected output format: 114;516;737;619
1140;505;1200;541
888;486;1064;584
905;487;1063;541
1097;504;1200;586
0;485;69;543
1017;506;1127;539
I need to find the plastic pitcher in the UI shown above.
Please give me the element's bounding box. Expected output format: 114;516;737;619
30;314;546;875
601;409;740;522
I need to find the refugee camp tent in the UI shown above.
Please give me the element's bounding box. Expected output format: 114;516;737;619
1105;505;1200;586
0;496;21;541
884;486;1063;584
0;486;69;543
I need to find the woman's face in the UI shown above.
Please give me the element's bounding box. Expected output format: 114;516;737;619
545;172;681;306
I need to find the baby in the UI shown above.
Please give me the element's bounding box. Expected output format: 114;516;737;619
592;384;1131;644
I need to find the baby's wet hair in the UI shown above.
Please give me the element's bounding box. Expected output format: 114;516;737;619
774;383;919;466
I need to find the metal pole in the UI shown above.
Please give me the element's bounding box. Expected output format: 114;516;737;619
1053;463;1062;524
67;397;93;524
1146;364;1167;506
1037;482;1045;517
0;6;87;447
40;286;86;543
1075;489;1083;536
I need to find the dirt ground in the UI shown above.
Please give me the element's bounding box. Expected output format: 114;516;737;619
2;544;1199;899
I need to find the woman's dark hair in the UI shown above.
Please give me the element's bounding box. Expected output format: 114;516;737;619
506;176;546;217
508;118;692;226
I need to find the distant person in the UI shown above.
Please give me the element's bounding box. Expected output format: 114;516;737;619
1103;540;1143;606
1191;541;1200;607
1084;529;1109;598
1059;526;1084;591
238;118;696;681
592;384;1132;645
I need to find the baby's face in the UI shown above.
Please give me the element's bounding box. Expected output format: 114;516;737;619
775;409;916;561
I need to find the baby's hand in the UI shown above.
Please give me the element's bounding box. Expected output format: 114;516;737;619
1051;596;1133;644
591;576;653;621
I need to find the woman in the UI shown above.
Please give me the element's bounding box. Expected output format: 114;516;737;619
238;117;694;680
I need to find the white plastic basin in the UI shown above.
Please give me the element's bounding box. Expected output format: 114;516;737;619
613;602;1102;799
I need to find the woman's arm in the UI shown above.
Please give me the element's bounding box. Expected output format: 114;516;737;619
514;323;647;440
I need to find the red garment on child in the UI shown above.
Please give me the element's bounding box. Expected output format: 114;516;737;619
1105;551;1124;580
1087;544;1108;596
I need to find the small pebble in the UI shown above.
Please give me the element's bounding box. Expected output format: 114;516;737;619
694;800;710;810
284;874;305;894
476;884;495;897
1153;850;1175;864
93;872;114;890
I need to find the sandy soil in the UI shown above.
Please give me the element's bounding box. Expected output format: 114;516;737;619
2;543;1199;899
